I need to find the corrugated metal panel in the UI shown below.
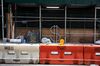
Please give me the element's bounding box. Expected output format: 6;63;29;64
4;0;100;6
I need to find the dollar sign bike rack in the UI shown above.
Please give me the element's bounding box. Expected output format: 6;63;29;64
50;25;61;43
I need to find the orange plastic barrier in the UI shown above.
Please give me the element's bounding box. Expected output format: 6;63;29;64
92;45;100;64
40;44;83;64
84;45;100;65
84;45;93;65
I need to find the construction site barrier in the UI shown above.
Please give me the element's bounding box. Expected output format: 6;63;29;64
40;44;83;64
84;44;100;65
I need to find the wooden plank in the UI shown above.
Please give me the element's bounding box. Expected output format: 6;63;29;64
7;13;11;38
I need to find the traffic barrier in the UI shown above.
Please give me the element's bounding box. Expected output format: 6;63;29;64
3;44;39;64
1;43;100;65
84;45;93;65
16;44;39;64
4;50;17;63
0;51;3;63
0;45;4;63
91;45;100;64
40;44;83;64
84;45;100;65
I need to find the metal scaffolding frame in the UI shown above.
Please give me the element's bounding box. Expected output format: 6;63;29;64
39;6;42;40
7;5;99;43
1;0;4;40
94;7;97;43
94;7;100;43
65;6;67;43
41;6;65;43
0;0;99;44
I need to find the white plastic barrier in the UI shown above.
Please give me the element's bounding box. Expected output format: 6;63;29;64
0;44;5;63
4;50;17;63
0;43;39;64
17;44;39;64
2;44;17;63
18;51;31;63
31;44;39;64
0;51;3;63
2;43;39;64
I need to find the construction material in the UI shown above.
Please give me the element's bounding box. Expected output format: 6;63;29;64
9;39;22;43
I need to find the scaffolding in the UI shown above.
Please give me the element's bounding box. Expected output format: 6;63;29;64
1;2;100;43
1;0;4;39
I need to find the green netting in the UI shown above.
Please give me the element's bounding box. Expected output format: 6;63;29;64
4;0;100;6
4;0;38;3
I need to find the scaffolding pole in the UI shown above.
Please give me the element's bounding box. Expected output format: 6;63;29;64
1;0;4;40
94;7;97;43
65;6;67;43
39;6;42;41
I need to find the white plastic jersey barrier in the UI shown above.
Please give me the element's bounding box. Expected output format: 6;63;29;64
17;44;39;64
0;43;39;64
0;45;4;63
0;51;3;63
4;50;17;63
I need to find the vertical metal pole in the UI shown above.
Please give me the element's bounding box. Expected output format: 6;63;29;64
10;4;13;38
94;7;97;43
39;6;42;41
1;0;4;40
55;25;57;43
65;6;67;43
14;4;17;39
